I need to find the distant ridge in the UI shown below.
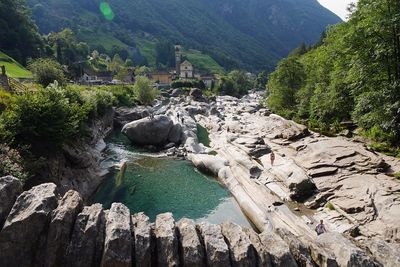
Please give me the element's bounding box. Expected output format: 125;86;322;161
27;0;341;71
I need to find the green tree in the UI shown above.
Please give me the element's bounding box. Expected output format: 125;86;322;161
28;58;66;87
265;0;400;145
47;29;89;67
135;66;151;76
133;76;159;105
348;0;400;141
267;57;305;118
108;54;124;73
155;40;175;68
0;0;44;63
216;76;236;96
254;71;269;90
228;70;252;95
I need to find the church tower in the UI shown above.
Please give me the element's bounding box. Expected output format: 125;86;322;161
175;45;182;75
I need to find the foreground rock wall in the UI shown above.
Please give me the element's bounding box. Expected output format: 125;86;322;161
0;180;389;267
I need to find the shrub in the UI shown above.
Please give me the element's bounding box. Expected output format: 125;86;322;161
0;90;15;113
133;76;159;105
0;88;86;152
99;85;136;107
171;79;205;89
394;172;400;180
28;58;66;87
326;202;335;210
0;144;29;183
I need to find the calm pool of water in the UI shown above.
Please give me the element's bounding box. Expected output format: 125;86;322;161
92;132;251;226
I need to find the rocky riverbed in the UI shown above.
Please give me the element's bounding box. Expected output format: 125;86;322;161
1;88;400;266
117;88;400;266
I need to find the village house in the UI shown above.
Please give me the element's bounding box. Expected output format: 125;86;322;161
200;75;216;88
149;71;174;85
79;69;113;85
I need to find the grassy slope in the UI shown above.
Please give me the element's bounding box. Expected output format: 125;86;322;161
0;51;32;78
184;49;223;74
78;28;128;51
135;37;157;67
135;37;223;73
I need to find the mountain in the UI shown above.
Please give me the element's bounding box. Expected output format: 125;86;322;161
26;0;341;71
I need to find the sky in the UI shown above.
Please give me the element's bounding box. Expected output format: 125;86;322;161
317;0;358;21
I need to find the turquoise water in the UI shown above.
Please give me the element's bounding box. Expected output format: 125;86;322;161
196;124;211;147
92;132;251;226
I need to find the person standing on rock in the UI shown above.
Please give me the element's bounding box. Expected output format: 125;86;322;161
315;219;327;235
270;151;275;166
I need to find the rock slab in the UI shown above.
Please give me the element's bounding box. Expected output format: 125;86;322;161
221;221;256;267
65;203;105;267
0;175;22;227
198;221;230;267
259;231;298;267
131;212;154;267
155;212;180;267
101;203;132;267
0;183;58;267
177;218;206;267
44;190;83;267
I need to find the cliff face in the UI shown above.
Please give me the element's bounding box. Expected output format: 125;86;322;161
27;108;114;200
0;180;393;267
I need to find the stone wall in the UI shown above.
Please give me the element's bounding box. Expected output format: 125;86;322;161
0;178;392;267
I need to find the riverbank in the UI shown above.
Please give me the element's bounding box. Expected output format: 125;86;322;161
133;89;400;265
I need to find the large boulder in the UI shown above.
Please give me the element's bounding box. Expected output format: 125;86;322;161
0;175;22;227
275;228;315;267
185;105;207;116
184;137;205;154
122;115;174;146
242;227;273;267
101;203;132;267
44;190;83;267
316;233;380;267
131;212;154;267
154;213;180;266
65;203;106;267
190;88;205;102
258;231;297;267
221;222;257;267
0;183;58;267
114;106;150;127
177;218;206;267
168;123;183;144
364;238;400;267
197;221;230;267
189;154;228;176
171;89;184;97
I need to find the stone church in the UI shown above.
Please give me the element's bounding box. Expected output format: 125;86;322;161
175;45;194;79
179;60;194;79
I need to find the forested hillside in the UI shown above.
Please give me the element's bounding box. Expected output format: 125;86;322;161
267;0;400;148
0;0;44;64
26;0;341;71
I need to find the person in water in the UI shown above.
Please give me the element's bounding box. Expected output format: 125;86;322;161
315;219;327;235
270;151;275;166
